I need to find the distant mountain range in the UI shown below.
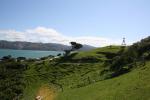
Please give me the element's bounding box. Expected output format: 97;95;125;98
0;40;96;51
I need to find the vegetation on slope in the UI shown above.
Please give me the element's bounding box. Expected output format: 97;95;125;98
57;61;150;100
0;56;28;99
22;45;120;99
0;36;150;100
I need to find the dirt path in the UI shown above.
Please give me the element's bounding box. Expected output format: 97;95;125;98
36;85;55;100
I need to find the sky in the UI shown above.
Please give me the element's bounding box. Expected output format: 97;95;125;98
0;0;150;47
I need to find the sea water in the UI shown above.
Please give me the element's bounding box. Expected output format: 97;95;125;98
0;49;64;58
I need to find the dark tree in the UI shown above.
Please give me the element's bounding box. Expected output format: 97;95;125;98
70;42;83;50
17;57;26;62
57;53;61;56
64;42;83;56
2;55;12;60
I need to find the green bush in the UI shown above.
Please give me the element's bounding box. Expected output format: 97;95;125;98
0;59;27;99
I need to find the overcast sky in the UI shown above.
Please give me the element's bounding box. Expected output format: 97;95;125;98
0;0;150;47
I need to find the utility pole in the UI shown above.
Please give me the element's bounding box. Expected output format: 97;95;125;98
122;37;126;46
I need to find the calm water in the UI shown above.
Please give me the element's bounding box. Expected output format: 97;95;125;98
0;49;64;58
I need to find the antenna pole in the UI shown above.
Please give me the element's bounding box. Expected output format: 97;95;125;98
122;37;126;46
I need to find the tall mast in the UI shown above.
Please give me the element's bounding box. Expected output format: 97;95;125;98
122;37;126;46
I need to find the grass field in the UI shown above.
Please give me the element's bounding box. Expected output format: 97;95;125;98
21;45;150;100
56;61;150;100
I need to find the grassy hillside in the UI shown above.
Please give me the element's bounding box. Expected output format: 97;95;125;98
56;61;150;100
1;36;150;100
22;42;150;100
55;37;150;100
21;46;120;99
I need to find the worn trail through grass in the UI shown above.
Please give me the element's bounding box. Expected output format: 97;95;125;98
36;85;55;100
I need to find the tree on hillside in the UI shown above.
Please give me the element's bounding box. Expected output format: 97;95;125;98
64;42;83;56
70;42;83;51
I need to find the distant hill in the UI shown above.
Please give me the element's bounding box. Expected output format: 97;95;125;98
0;40;96;51
79;44;96;51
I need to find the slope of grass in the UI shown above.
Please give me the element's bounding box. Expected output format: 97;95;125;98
56;61;150;100
72;46;120;60
21;46;119;99
1;37;150;100
21;45;150;100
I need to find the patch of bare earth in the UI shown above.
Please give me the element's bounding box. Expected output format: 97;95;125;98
36;85;55;100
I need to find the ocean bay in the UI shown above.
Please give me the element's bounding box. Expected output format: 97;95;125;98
0;49;64;58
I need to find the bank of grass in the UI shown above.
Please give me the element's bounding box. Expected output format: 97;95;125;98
22;46;118;99
21;46;122;99
72;46;120;60
56;61;150;100
21;45;150;100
